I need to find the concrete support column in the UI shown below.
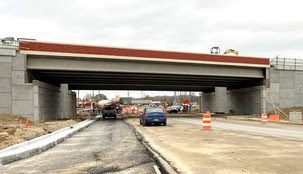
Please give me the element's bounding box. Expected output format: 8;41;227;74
261;86;267;113
199;92;202;112
201;87;227;113
214;87;227;113
189;91;192;112
59;84;76;119
201;91;213;113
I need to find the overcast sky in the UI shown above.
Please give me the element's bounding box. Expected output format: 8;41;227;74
1;0;303;99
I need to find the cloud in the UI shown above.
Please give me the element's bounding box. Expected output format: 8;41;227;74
1;0;303;59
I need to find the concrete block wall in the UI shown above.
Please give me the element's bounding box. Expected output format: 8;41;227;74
59;84;76;119
11;54;36;120
33;80;60;121
266;67;303;112
0;50;14;114
0;51;76;121
201;87;228;113
214;87;227;113
227;86;263;115
201;92;215;113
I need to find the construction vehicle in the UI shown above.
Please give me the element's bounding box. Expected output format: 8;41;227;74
210;47;239;55
97;99;122;119
224;49;238;55
210;46;220;54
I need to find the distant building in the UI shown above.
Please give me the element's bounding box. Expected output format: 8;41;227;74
120;97;132;104
131;99;152;105
152;101;161;104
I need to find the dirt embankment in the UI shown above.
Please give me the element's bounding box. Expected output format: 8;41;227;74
0;114;92;150
268;106;303;120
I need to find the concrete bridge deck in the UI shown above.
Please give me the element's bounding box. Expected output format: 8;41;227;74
19;40;269;91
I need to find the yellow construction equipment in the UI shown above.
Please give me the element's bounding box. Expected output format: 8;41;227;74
223;49;238;55
210;46;220;54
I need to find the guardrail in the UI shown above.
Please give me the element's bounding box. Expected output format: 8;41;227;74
0;42;19;50
271;57;303;71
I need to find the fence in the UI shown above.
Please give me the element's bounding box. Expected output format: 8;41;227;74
271;57;303;71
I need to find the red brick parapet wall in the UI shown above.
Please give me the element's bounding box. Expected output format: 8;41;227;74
19;41;269;66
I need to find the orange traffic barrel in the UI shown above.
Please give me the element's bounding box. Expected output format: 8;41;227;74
203;113;211;130
261;113;267;123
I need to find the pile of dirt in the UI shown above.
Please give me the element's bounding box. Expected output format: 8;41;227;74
268;106;303;120
0;113;92;150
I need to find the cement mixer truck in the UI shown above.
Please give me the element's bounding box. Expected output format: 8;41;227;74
97;99;122;119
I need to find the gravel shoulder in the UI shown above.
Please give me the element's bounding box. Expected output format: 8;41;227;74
126;117;303;174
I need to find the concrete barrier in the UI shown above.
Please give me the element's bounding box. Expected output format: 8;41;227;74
290;112;302;123
0;117;99;165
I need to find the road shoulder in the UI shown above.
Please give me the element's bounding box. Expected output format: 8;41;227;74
125;117;303;174
125;118;178;174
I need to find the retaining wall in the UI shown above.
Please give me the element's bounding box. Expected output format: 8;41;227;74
266;67;303;112
0;50;76;121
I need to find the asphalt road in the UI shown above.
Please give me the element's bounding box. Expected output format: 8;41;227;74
171;117;303;141
0;118;157;174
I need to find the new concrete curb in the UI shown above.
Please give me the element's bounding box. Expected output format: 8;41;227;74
124;119;178;174
0;117;99;165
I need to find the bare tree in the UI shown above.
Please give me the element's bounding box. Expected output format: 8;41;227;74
95;94;107;102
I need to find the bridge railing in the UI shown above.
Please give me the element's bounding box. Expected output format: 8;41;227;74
0;41;19;50
271;57;303;71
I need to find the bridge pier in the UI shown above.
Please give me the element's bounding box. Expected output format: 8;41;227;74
0;50;76;121
201;87;228;114
201;86;266;115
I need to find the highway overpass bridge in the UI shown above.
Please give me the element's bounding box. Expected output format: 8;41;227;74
20;40;268;91
0;40;270;121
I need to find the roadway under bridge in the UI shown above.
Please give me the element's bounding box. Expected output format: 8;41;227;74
0;40;270;121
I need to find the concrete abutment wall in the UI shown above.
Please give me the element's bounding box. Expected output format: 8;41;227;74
0;50;76;121
201;86;265;115
201;67;303;115
266;67;303;112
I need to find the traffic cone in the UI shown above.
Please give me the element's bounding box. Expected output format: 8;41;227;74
25;119;29;128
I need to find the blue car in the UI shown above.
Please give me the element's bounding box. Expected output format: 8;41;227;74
140;107;167;126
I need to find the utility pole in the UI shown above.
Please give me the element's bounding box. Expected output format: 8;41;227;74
77;90;79;107
92;90;95;102
189;91;192;112
174;91;177;105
